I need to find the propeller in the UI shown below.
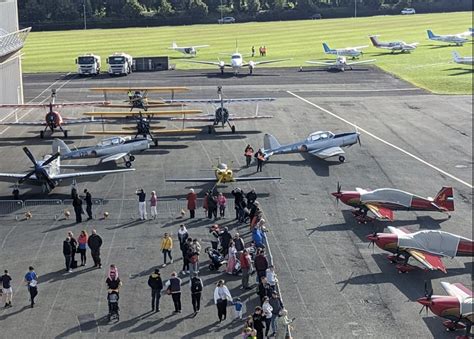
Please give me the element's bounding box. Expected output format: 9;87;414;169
334;181;342;205
367;231;377;252
418;280;434;315
19;148;59;189
356;128;361;146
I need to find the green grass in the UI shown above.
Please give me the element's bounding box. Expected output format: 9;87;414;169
22;12;473;94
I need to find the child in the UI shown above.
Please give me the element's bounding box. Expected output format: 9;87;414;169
217;192;227;218
232;297;243;319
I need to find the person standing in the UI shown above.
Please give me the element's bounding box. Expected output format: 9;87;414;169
244;145;254;167
252;306;265;339
84;189;93;220
136;188;147;220
150;191;158;220
262;296;273;337
217;193;227;218
78;230;88;266
269;291;284;336
213;279;232;322
207;192;218;220
254;249;269;283
233;233;245;253
0;270;13;308
255;149;265;172
189;239;202;275
63;236;73;273
148;268;163;312
88;229;103;268
251;46;255;57
209;224;220;251
160;233;173;267
219;227;232;257
24;266;38;308
266;265;278;291
182;238;192;275
189;273;203;314
226;241;237;275
165;272;182;313
72;195;83;223
275;308;294;339
68;231;78;268
177;224;189;252
257;276;272;305
240;249;252;289
246;189;257;208
186;189;197;219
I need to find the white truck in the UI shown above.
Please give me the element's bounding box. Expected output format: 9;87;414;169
106;52;133;76
75;54;101;76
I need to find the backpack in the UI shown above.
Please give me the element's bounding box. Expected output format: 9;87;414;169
191;278;203;293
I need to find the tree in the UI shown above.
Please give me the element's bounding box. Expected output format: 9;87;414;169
123;0;145;17
247;0;261;13
155;0;175;15
20;0;47;22
188;0;208;17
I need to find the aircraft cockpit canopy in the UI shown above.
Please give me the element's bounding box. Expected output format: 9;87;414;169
217;163;228;170
307;131;334;142
97;137;125;147
231;54;241;60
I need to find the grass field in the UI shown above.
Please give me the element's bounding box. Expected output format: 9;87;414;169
22;12;473;94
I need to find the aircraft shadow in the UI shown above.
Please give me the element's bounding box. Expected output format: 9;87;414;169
267;153;343;177
0;135;94;147
172;72;281;79
299;68;371;73
444;67;474;76
428;44;452;49
422;316;457;339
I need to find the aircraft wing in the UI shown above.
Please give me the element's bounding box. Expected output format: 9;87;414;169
170;114;273;122
246;58;292;66
167;98;275;104
192;45;210;48
166;177;217;183
52;168;135;181
0;173;28;183
349;45;369;49
305;60;334;66
406;248;447;273
365;203;394;220
83;110;202;118
1;118;102;126
233;176;281;182
100;153;129;163
440;282;473;299
0;101;108;109
98;103;183;108
346;59;376;66
89;87;188;93
186;60;232;67
308;146;344;159
87;128;200;136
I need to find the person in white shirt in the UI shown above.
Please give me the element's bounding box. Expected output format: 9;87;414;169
262;296;273;337
213;279;233;322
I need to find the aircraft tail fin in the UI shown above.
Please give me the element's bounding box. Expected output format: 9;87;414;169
369;35;380;47
322;43;332;53
427;30;436;39
263;133;281;151
433;187;454;211
52;138;70;155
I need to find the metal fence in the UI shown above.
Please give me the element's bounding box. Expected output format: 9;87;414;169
0;198;235;221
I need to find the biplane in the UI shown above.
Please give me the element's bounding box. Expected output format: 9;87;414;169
90;87;190;111
170;86;274;133
0;89;107;138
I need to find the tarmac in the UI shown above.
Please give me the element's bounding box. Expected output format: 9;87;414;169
0;66;472;338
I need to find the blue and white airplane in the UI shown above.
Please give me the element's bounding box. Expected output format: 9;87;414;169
427;30;468;46
452;51;473;65
458;28;474;38
322;43;368;59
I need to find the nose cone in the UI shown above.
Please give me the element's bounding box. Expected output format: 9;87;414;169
331;192;342;198
416;297;432;307
366;234;378;242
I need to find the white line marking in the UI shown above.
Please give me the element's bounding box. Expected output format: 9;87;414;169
287;91;473;189
292;88;420;93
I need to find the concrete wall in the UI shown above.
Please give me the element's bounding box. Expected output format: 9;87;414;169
0;0;23;105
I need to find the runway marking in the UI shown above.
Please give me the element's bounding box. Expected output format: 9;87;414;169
287;91;473;189
291;88;420;93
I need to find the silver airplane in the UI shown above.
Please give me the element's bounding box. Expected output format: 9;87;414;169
369;35;418;53
53;136;150;168
0;147;134;195
427;30;468;46
305;55;375;72
262;130;360;163
452;51;473;65
168;42;209;57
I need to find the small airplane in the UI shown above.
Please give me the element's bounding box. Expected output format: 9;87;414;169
305;55;375;72
369;35;418;53
53;136;150;168
322;43;368;59
168;42;209;57
0;147;135;195
417;281;473;337
166;162;281;185
427;30;468;46
90;87;189;111
452;51;473;65
83;110;202;146
332;185;454;223
0;89;107;138
187;44;290;75
367;226;473;273
458;27;474;38
170;86;273;133
262;130;360;163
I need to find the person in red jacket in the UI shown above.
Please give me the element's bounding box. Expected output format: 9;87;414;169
240;249;252;289
186;188;197;219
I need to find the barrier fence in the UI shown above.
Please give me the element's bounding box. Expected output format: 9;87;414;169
0;198;235;221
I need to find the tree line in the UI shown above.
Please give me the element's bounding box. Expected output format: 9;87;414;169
18;0;472;31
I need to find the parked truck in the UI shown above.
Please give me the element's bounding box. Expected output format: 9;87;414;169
75;54;101;76
106;52;133;76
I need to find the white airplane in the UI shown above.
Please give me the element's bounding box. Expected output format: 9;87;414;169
305;56;375;72
187;48;290;75
452;51;473;65
427;30;468;46
168;42;209;57
369;35;418;53
322;43;368;59
458;28;474;38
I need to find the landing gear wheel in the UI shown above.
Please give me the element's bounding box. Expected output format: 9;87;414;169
338;155;345;163
40;131;44;139
154;139;158;147
231;125;236;133
208;125;213;134
64;130;68;138
125;161;132;168
129;155;135;162
220;69;224;75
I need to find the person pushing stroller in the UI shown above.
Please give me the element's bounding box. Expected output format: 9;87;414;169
106;264;122;321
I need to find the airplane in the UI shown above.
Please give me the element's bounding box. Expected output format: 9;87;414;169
0;147;135;195
186;44;290;75
166;162;281;186
90;87;190;111
458;27;474;38
427;30;468;46
417;281;473;338
170;86;273;134
0;89;108;138
168;42;209;57
305;55;376;72
369;35;418;53
262;130;360;163
322;43;368;59
52;136;150;168
366;226;473;273
452;51;473;65
332;184;454;223
83;110;202;146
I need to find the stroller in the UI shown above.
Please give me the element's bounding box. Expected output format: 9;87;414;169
107;291;120;321
232;257;242;275
205;247;226;271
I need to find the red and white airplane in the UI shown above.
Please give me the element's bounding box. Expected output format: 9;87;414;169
417;281;473;338
0;89;107;138
332;184;454;223
367;226;473;273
